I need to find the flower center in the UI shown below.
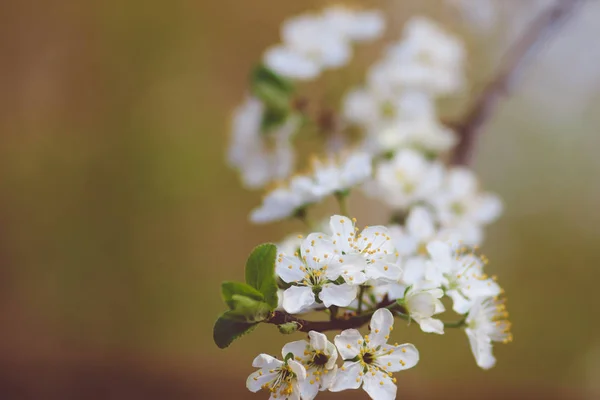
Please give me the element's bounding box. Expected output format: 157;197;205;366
311;352;329;367
362;352;375;365
264;365;296;397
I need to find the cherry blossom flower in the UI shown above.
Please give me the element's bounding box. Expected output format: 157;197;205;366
425;241;501;314
366;149;444;209
329;216;403;284
227;96;297;189
331;309;419;400
465;296;512;369
276;233;358;313
282;331;338;399
246;353;307;400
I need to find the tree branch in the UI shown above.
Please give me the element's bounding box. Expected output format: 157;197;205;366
265;299;399;333
451;0;583;165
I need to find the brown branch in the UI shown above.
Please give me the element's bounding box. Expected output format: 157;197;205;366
451;0;583;165
265;299;400;333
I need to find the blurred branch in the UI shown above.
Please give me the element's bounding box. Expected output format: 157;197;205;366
451;0;583;165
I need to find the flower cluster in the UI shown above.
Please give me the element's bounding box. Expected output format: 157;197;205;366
218;6;512;400
248;310;418;400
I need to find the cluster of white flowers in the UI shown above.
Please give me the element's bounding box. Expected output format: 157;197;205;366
247;309;419;400
344;17;464;155
265;6;384;81
251;152;372;224
223;7;512;400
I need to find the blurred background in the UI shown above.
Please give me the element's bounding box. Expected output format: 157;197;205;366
1;0;599;398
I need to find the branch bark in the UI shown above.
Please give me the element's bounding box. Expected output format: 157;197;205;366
451;0;583;165
265;299;399;333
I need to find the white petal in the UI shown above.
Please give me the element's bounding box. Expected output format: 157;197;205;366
282;340;309;360
448;167;477;197
252;354;282;368
263;45;320;80
299;368;320;400
334;329;363;360
319;283;358;308
359;226;396;255
283;286;316;314
466;329;496;369
325;341;338;368
301;233;338;269
308;331;327;352
426;241;452;265
246;370;278;392
329;361;363;392
447;289;472;315
276;255;306;283
475;193;502;224
406;292;436;318
319;365;337;390
377;344;419;372
289;359;307;380
366;261;402;282
401;257;426;286
406;207;435;241
369;308;394;347
416;317;444;334
362;369;397;400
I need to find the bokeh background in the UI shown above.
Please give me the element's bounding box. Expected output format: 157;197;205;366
1;0;599;398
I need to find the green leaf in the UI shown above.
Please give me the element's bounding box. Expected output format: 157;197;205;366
260;106;289;132
213;311;258;349
245;243;279;308
221;281;264;309
254;83;291;113
228;295;272;322
278;321;301;334
251;65;294;96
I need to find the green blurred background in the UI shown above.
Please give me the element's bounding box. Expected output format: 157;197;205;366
1;0;599;398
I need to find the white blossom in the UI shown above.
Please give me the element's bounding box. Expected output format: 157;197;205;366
331;309;419;400
431;167;502;245
276;233;358;313
282;331;338;399
465;296;512;369
228;96;297;189
264;13;351;80
246;353;307;400
425;241;501;314
403;284;445;334
310;152;373;197
250;176;321;224
276;234;303;256
376;116;457;154
323;6;385;42
329;215;403;284
343;89;434;136
370;17;465;95
366;149;444;209
390;207;465;259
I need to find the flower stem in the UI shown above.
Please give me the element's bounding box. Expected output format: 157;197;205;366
334;191;350;216
443;318;467;328
294;208;317;230
357;286;366;314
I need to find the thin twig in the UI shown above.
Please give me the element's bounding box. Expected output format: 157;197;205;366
265;299;399;333
451;0;583;165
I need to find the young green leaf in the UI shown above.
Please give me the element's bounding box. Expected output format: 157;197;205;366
213;311;258;349
228;295;272;322
278;321;301;334
245;243;279;308
251;65;294;96
221;281;264;309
